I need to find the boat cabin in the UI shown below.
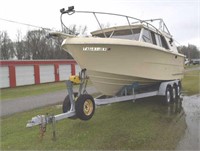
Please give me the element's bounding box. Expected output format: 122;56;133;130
91;25;172;50
60;7;176;52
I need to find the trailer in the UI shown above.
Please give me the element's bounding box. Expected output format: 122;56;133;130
26;69;182;138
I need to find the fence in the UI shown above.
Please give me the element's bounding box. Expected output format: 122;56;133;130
0;60;81;88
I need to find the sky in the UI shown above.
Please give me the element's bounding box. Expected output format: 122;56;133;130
0;0;199;47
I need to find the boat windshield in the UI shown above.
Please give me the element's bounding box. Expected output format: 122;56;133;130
111;28;141;40
93;28;141;41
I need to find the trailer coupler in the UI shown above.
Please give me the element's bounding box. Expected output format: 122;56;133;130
26;111;76;140
26;111;76;128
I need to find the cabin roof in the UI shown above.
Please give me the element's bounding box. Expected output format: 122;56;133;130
91;24;144;36
91;24;172;38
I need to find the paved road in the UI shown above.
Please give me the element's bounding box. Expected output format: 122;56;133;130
0;87;97;117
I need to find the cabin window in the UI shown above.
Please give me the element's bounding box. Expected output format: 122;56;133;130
150;32;157;45
111;28;141;40
142;29;169;49
155;34;162;47
160;36;169;49
94;31;113;38
142;29;152;44
155;34;169;49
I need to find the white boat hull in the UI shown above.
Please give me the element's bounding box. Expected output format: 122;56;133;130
62;37;184;96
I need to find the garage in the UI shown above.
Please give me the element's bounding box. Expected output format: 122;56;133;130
40;65;55;83
16;65;35;86
75;65;81;75
59;64;71;81
0;66;10;88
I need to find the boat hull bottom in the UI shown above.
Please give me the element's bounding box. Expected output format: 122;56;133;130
87;70;162;96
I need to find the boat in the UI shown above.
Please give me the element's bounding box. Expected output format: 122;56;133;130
54;6;185;96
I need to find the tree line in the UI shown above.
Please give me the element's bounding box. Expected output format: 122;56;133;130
0;30;73;60
0;29;199;60
177;44;200;60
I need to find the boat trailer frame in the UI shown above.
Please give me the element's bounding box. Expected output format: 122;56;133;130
26;69;181;139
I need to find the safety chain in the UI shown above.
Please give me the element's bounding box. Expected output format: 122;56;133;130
37;114;58;141
39;115;47;140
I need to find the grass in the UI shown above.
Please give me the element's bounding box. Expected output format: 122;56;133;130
1;69;199;150
182;70;200;95
0;81;67;101
0;80;92;101
1;98;186;150
184;64;200;69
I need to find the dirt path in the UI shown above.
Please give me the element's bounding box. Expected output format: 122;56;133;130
0;87;97;117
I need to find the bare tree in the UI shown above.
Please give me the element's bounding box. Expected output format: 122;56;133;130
50;36;73;59
0;25;88;60
63;24;88;35
100;22;110;29
0;31;14;60
14;30;27;60
178;44;200;59
26;30;51;59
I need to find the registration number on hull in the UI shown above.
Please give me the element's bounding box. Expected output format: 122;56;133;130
83;47;110;52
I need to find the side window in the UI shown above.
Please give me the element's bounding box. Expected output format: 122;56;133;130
150;32;156;45
155;34;169;49
142;29;152;43
142;29;157;45
160;36;169;49
155;34;162;47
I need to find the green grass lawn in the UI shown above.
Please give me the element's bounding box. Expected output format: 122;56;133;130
1;98;186;150
1;69;199;150
185;64;200;69
0;80;92;101
182;70;200;95
0;82;67;101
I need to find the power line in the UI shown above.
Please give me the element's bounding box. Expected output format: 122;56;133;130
0;17;53;31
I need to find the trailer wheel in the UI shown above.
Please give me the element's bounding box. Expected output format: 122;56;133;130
62;93;78;119
172;85;177;101
75;94;95;121
176;82;181;98
164;86;172;104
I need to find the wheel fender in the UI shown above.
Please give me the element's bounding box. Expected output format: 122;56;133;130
158;80;180;96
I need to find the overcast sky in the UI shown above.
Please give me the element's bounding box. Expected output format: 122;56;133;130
0;0;199;47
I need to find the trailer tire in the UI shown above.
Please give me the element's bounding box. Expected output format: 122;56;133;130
164;86;172;104
75;94;95;121
172;85;177;102
176;82;181;98
62;93;78;119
